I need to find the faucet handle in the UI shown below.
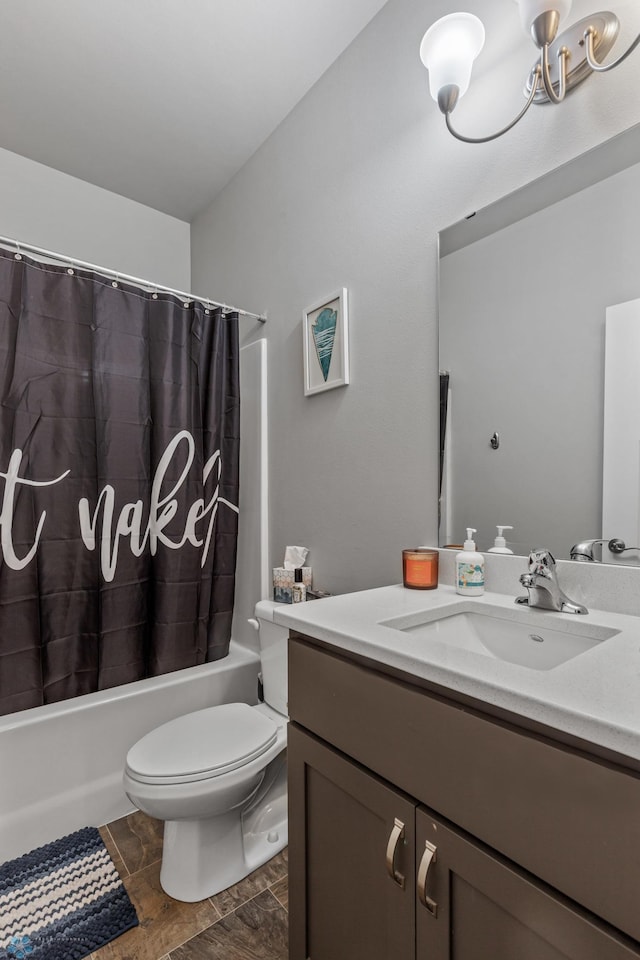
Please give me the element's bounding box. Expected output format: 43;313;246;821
528;548;556;575
571;538;640;561
570;539;607;561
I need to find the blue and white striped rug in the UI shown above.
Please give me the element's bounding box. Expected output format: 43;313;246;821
0;826;138;959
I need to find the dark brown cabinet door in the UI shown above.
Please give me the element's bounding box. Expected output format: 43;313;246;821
288;723;415;960
416;808;640;960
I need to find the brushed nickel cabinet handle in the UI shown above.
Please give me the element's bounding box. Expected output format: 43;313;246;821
417;840;438;916
386;817;406;888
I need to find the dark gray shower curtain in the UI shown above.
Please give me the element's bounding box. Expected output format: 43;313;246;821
0;249;240;716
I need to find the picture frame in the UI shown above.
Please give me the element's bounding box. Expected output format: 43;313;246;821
302;288;350;396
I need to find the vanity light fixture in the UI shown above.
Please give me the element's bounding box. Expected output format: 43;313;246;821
419;2;640;143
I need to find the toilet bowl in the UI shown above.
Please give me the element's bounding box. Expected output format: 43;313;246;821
123;600;288;902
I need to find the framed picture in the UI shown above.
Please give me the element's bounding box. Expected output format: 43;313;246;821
303;288;350;396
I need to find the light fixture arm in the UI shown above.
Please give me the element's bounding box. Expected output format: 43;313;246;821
444;65;541;144
540;42;569;101
584;23;640;72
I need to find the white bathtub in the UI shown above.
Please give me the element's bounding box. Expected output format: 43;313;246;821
0;642;260;862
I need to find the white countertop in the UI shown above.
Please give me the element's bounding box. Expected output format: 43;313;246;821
274;584;640;763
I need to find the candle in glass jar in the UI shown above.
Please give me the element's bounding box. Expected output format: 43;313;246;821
402;549;439;590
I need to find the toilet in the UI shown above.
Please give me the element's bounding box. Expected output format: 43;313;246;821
122;600;288;902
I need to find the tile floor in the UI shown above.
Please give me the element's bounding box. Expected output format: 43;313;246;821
93;811;288;960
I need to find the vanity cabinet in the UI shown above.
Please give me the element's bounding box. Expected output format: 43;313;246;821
288;634;640;960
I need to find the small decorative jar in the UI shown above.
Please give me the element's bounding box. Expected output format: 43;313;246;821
402;548;439;590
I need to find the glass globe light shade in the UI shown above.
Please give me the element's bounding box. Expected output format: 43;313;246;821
419;13;485;103
512;0;572;33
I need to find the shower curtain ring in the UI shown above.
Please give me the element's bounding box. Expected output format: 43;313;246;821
14;241;22;261
112;272;119;288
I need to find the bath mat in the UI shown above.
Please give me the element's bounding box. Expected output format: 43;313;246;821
0;826;138;960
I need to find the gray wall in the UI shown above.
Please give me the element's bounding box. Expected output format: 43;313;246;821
0;146;190;289
190;0;640;595
440;160;640;557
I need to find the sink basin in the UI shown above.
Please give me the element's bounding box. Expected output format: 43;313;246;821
380;603;619;671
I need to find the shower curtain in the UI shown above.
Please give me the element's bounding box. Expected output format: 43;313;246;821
0;249;240;716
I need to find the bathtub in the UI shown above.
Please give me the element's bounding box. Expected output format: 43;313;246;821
0;642;260;862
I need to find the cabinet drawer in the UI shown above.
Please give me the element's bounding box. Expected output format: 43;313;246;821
289;635;640;943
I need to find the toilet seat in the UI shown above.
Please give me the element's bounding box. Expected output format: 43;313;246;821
125;703;278;786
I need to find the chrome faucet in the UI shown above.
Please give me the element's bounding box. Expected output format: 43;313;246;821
570;537;638;561
516;549;588;615
569;539;608;562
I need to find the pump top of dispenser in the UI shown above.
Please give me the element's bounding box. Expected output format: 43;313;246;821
463;528;477;551
489;525;514;554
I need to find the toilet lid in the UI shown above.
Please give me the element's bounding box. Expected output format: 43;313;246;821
125;703;279;785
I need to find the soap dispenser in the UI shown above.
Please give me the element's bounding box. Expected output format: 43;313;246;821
455;529;485;596
488;525;514;554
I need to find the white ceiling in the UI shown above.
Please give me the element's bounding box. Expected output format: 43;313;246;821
0;0;389;222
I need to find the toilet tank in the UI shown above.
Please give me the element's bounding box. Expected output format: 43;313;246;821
254;600;288;717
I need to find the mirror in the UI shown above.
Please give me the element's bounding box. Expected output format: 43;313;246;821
438;123;640;564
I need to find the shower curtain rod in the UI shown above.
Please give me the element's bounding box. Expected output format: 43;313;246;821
0;235;267;322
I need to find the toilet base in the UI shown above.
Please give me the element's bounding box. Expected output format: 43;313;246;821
159;753;288;902
243;782;288;875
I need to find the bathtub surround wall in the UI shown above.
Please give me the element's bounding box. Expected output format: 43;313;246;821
191;0;640;594
232;339;270;654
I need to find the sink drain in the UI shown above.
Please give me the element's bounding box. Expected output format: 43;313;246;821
529;634;545;643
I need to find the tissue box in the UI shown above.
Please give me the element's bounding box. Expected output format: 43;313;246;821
273;566;313;603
